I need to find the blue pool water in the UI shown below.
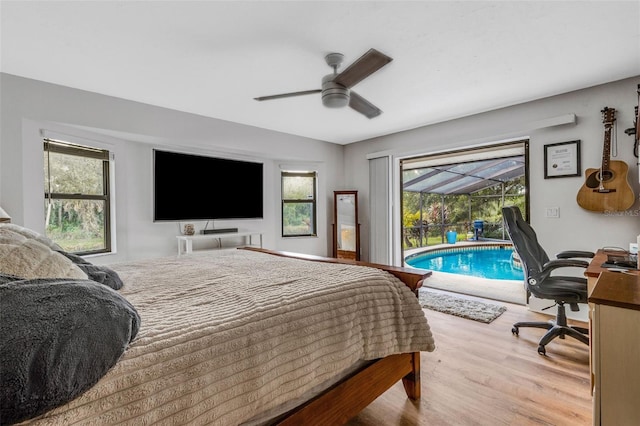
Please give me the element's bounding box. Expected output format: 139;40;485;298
405;246;524;280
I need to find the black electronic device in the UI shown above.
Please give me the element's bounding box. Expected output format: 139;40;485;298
153;150;263;221
201;228;238;235
603;254;639;269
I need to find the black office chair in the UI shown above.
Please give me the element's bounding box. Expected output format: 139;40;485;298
501;206;594;355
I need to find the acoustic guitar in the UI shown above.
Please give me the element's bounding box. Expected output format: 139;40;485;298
576;107;635;212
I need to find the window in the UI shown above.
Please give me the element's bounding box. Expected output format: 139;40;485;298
400;140;529;249
44;138;112;255
281;171;317;237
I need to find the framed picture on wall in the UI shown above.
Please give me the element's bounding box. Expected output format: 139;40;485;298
544;140;581;179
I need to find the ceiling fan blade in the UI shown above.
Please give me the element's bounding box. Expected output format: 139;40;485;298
349;91;382;119
334;49;393;89
254;89;321;101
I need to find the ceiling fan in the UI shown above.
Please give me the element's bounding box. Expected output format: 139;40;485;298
254;48;393;119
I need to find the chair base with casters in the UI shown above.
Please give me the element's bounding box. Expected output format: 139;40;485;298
511;301;589;355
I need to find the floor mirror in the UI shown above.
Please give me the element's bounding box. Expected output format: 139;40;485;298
333;190;360;260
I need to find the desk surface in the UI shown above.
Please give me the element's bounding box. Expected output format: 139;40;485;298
589;271;640;311
587;249;640;311
585;249;639;278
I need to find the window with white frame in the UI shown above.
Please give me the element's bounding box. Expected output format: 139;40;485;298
43;138;112;255
281;171;317;237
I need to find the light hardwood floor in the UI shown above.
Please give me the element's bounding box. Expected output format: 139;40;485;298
348;292;592;426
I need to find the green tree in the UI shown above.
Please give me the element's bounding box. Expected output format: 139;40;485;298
402;175;526;246
44;149;106;251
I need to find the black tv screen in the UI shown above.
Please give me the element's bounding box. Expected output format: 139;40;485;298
153;149;263;221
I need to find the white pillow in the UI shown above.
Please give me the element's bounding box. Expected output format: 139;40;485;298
0;227;87;280
0;223;63;251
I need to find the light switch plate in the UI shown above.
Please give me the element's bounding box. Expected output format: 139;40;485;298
545;207;560;218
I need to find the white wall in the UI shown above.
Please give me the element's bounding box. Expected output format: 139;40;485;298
2;72;639;272
344;76;640;319
0;73;345;262
345;76;640;264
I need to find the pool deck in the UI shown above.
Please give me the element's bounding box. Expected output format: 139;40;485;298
404;239;512;258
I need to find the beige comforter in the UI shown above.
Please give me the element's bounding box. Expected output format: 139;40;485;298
24;249;435;425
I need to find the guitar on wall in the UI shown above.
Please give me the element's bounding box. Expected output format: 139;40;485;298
576;106;635;212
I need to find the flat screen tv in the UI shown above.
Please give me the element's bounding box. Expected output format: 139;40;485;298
153;149;263;221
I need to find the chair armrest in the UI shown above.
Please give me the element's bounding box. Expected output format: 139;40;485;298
556;250;595;259
528;258;590;285
542;258;590;273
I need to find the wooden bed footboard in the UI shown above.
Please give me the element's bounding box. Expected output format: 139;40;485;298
239;247;431;424
276;353;420;426
240;247;431;295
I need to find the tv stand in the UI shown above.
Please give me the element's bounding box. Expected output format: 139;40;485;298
176;231;263;256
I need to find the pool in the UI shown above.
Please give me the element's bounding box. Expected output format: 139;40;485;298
405;245;524;280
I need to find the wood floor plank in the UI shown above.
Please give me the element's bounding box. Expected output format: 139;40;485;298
348;293;591;425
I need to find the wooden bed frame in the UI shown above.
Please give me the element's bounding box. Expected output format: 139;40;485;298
240;247;432;425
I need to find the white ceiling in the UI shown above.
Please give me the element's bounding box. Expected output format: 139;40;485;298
1;1;639;145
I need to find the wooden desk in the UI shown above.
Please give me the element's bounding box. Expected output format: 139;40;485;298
590;270;640;308
587;262;640;426
585;249;639;294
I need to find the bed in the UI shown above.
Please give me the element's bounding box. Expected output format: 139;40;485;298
0;223;435;425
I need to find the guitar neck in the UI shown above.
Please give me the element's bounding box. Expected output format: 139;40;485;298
600;107;615;172
601;124;612;171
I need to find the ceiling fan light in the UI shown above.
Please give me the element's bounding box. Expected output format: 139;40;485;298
322;75;350;108
322;91;350;108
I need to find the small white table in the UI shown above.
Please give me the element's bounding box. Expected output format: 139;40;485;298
176;231;263;256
